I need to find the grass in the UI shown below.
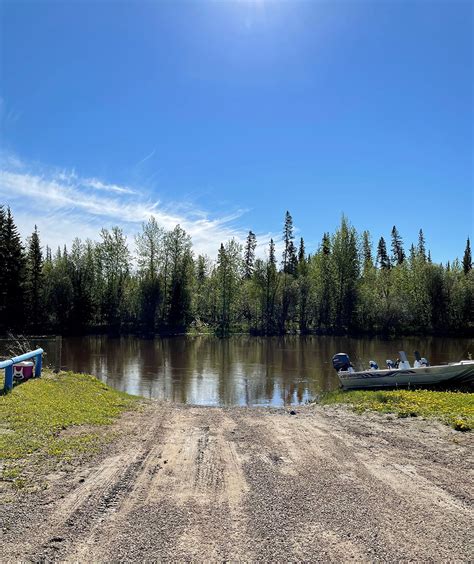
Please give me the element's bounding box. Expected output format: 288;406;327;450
320;389;474;431
0;371;139;487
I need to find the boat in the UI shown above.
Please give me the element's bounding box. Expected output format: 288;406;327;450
332;351;474;390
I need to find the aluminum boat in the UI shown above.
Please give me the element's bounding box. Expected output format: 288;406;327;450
332;351;474;390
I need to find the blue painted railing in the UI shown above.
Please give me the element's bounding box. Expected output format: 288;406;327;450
1;348;43;393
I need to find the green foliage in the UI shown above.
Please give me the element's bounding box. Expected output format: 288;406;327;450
244;230;257;279
463;237;472;275
376;236;390;270
1;206;472;337
0;371;138;461
282;211;297;275
24;225;44;331
320;389;473;431
0;207;26;332
391;225;405;265
216;239;243;334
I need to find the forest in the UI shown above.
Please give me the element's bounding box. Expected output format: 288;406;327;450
0;206;472;337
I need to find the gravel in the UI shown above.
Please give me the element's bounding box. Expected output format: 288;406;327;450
1;403;473;562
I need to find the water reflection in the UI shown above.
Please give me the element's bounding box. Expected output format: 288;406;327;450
35;335;473;407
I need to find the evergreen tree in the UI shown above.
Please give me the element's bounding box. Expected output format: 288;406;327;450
390;225;405;265
287;240;298;275
418;229;426;261
463;237;472;274
0;206;7;330
322;233;330;256
269;238;276;267
25;225;44;331
244;230;257;279
282;211;296;274
362;230;373;274
376;237;390;270
298;237;305;264
2;208;26;331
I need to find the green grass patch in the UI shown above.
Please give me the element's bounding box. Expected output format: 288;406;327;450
0;371;139;462
320;389;474;431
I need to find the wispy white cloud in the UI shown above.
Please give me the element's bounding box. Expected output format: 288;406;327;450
0;152;278;259
83;178;138;195
135;148;156;167
0;97;23;125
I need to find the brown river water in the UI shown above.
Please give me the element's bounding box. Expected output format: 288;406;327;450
24;335;472;406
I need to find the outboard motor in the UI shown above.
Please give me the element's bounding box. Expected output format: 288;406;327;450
369;360;379;370
386;359;395;369
413;351;429;368
332;353;352;372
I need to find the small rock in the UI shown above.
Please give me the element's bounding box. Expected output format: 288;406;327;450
289;410;297;416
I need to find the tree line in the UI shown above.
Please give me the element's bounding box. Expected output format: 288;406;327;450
0;206;472;336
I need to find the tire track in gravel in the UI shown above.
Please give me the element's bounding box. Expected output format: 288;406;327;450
226;409;473;562
66;408;254;562
21;405;173;562
2;404;473;562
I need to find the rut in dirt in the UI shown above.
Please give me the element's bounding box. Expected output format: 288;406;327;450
2;404;473;562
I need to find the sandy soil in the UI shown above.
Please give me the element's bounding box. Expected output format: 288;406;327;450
1;403;473;562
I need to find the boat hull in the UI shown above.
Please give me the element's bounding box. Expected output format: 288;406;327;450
337;361;474;390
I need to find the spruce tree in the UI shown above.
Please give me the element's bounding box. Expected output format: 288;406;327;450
282;211;296;273
0;206;7;329
3;208;26;331
244;230;257;279
463;237;472;274
362;230;373;273
321;233;330;256
287;240;298;275
376;237;390;269
298;237;305;263
25;225;44;331
269;238;276;267
418;229;426;261
390;225;405;265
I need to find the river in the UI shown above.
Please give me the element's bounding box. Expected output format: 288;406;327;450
28;335;472;406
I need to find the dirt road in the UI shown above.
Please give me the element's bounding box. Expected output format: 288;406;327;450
1;403;473;562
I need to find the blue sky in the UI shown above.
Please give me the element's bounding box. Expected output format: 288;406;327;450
1;0;472;260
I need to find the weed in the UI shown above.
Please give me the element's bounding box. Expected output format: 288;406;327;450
320;389;473;431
